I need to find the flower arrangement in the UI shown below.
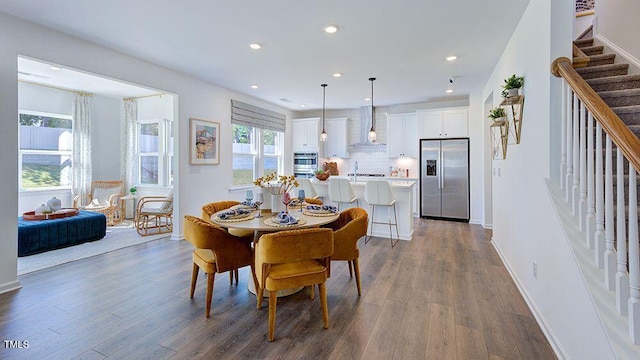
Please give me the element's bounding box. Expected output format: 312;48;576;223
253;173;299;195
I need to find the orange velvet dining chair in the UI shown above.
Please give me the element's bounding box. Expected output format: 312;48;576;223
322;207;368;295
183;215;258;318
202;200;255;284
254;227;334;341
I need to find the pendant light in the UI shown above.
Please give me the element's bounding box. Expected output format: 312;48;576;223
368;77;377;142
320;83;328;142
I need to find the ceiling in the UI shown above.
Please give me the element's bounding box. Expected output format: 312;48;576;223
2;0;530;110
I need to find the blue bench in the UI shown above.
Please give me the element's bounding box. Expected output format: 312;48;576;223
18;210;107;257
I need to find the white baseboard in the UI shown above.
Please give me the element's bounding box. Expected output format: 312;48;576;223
490;239;568;359
596;35;640;72
0;280;22;295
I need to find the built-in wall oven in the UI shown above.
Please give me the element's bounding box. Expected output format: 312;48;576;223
293;152;318;178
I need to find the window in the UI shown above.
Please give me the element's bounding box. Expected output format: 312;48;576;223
137;118;173;186
232;125;283;186
19;111;72;190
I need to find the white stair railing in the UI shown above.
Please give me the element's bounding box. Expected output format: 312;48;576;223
558;76;640;344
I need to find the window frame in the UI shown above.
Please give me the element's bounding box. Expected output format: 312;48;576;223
232;124;284;187
18;110;73;191
136;118;173;187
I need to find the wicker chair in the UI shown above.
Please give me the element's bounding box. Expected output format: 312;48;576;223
73;180;124;226
134;190;173;236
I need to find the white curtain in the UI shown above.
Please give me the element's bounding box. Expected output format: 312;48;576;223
121;99;138;191
72;93;92;199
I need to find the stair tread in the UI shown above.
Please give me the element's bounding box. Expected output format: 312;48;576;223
574;38;594;47
587;74;640;85
598;88;640;98
611;105;640;114
576;63;629;74
580;45;604;53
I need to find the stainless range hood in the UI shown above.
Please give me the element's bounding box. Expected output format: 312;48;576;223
349;106;386;152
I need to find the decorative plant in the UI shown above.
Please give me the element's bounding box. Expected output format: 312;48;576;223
501;74;524;97
129;186;137;194
488;107;507;120
315;170;324;174
253;173;299;195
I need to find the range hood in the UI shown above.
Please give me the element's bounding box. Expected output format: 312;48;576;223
349;106;386;152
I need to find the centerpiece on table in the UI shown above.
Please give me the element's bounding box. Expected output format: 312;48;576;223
253;173;299;213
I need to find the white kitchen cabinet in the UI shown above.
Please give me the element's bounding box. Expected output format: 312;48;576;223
322;117;349;158
387;113;418;158
292;118;319;152
418;108;468;138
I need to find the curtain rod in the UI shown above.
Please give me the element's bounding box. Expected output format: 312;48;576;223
18;79;93;97
122;93;165;101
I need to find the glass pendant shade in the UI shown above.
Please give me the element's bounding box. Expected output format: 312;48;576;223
368;77;377;142
368;128;377;142
320;130;328;142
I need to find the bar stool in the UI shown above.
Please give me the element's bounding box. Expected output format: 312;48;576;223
328;177;358;211
297;177;322;202
364;180;399;247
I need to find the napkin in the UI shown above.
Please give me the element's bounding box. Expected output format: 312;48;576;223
217;208;250;219
305;205;337;213
240;200;258;209
276;211;298;225
322;205;337;213
305;205;322;211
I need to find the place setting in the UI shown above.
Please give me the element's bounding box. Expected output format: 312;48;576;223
263;192;307;227
302;204;339;217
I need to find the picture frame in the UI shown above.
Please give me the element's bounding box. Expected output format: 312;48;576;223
190;118;220;165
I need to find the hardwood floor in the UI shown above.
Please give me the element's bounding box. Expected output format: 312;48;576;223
0;219;556;359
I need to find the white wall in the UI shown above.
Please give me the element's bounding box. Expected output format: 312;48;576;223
1;13;293;293
483;0;614;358
595;0;640;61
91;95;121;181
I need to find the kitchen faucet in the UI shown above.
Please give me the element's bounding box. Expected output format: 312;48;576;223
353;161;358;182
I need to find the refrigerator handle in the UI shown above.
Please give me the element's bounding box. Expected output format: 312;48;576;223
438;151;442;189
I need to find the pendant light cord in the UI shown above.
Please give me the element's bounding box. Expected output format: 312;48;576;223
369;77;376;132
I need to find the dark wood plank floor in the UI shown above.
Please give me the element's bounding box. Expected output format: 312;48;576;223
0;219;556;359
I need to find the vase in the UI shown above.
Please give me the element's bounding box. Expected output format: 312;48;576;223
270;194;286;214
507;88;519;97
46;196;62;212
35;204;50;215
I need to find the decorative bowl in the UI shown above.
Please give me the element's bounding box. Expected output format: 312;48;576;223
315;172;330;181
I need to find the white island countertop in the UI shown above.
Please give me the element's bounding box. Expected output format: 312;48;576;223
308;177;415;241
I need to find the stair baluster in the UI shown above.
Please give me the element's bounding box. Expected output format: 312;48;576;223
627;166;640;344
586;112;596;249
566;87;574;202
561;81;568;191
573;94;581;214
579;102;588;232
595;123;605;268
616;151;629;315
604;135;615;285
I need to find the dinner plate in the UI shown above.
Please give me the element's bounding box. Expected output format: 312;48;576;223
213;212;254;222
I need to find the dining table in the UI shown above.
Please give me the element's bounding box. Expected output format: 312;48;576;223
209;205;339;297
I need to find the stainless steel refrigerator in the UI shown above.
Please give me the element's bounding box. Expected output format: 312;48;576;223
419;138;469;221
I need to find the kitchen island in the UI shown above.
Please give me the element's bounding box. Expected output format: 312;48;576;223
310;177;416;241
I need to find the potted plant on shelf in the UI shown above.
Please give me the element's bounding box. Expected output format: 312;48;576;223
501;74;524;98
129;186;137;195
488;107;507;122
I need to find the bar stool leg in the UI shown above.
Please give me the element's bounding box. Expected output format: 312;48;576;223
365;205;375;244
391;203;399;247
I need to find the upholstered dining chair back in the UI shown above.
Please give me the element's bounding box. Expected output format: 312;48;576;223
322;207;368;295
201;200;241;223
183;215;256;318
254;227;334;341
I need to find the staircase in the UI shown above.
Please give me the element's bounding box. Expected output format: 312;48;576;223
551;26;640;350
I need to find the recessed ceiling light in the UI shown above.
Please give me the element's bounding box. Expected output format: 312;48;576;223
332;73;342;78
364;97;371;102
249;43;262;50
324;25;338;34
250;84;259;89
446;56;457;61
49;66;62;71
446;89;454;93
300;104;306;108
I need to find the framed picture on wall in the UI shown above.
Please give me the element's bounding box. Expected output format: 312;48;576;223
190;118;220;165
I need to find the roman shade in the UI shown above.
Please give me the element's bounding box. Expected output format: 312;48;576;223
231;100;286;132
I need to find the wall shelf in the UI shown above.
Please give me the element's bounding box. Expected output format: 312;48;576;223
500;95;524;144
490;119;509;160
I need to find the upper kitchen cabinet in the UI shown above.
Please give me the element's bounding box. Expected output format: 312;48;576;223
418;108;468;139
292;118;319;152
387;113;418;158
322;117;349;158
